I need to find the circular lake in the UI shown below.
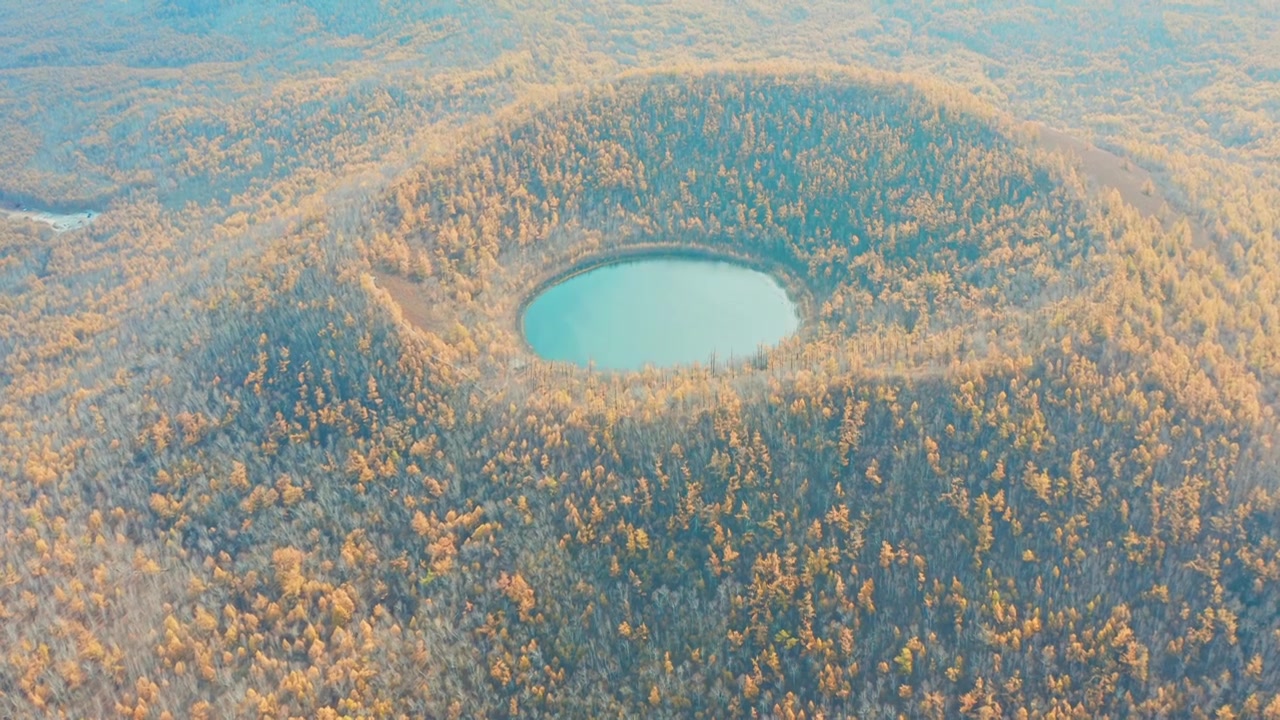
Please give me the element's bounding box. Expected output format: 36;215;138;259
522;257;799;371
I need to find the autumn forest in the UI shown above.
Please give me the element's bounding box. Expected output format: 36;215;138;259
3;2;1280;719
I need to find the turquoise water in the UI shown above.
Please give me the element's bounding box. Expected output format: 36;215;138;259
522;257;799;371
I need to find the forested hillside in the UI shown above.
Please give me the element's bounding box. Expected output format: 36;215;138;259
2;2;1280;718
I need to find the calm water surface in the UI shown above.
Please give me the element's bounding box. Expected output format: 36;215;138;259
523;258;799;370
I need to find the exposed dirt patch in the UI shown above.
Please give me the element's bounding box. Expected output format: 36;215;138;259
1;203;97;232
1033;123;1208;246
372;271;443;332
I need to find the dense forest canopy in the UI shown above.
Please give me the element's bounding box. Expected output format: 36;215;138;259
3;2;1280;719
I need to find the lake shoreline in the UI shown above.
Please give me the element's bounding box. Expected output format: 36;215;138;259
512;242;817;372
522;254;801;371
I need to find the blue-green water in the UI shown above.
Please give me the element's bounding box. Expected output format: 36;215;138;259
522;258;799;371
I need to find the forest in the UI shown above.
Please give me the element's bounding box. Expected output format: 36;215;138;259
3;2;1280;719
